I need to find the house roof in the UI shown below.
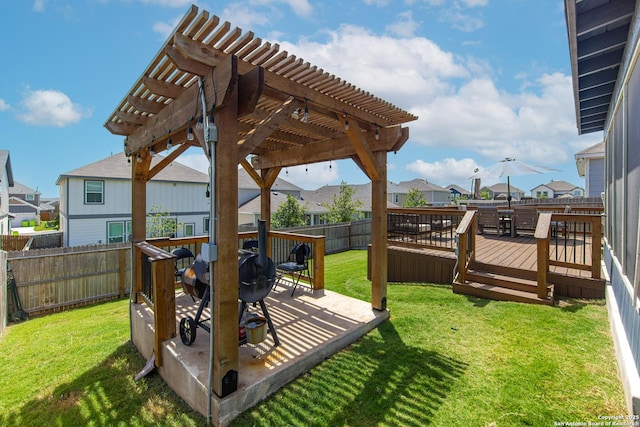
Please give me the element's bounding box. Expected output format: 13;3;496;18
446;184;471;195
565;0;637;134
536;180;582;192
0;150;14;187
238;182;399;214
9;181;39;196
398;179;449;193
484;183;524;193
57;153;209;184
575;140;605;158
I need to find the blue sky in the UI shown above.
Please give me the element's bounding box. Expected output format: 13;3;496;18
0;0;602;197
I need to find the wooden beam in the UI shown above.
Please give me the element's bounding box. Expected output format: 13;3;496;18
238;97;302;159
116;111;150;126
106;121;140;136
142;76;187;99
239;158;263;187
127;96;168;115
124;56;238;155
237;66;264;117
340;114;380;181
250;126;404;170
165;44;212;76
172;33;397;127
262;167;281;188
148;143;190;180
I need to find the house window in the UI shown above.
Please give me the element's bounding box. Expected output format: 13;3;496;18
203;218;210;233
85;180;104;204
107;220;131;243
26;194;35;201
184;223;195;237
394;194;399;204
536;191;548;198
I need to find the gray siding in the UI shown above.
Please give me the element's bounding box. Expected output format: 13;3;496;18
588;158;605;198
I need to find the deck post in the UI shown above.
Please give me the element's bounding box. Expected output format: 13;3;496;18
131;153;151;303
151;258;176;367
535;213;552;300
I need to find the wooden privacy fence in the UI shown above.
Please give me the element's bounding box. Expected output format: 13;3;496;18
7;243;130;317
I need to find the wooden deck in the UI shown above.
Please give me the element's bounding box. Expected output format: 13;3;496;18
475;234;595;279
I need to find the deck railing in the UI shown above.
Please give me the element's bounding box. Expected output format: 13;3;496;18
387;208;466;251
454;210;477;283
535;212;604;298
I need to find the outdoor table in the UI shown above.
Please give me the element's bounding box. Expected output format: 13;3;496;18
498;209;516;237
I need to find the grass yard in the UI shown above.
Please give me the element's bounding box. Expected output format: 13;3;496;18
0;250;626;426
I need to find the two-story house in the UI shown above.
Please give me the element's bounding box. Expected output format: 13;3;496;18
57;153;210;247
530;180;585;199
9;181;41;228
0;150;15;235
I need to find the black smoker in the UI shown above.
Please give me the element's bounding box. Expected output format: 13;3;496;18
179;220;279;346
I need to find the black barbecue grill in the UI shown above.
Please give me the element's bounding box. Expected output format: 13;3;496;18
179;220;280;347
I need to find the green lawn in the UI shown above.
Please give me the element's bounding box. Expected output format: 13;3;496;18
0;250;625;426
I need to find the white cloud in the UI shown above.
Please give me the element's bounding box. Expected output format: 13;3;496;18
33;0;47;12
439;7;484;32
363;0;390;6
248;0;314;19
0;99;9;112
18;89;90;127
406;157;481;185
386;11;420;37
279;162;340;189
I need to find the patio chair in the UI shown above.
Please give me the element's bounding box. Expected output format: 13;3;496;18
276;242;311;296
513;205;539;235
476;206;500;234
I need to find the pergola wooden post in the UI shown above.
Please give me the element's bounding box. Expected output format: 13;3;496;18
131;153;150;302
211;60;240;397
104;4;417;401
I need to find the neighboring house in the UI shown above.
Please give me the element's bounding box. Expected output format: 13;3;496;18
530;180;585;199
239;181;400;227
398;179;451;206
446;184;472;201
574;141;605;198
387;181;410;206
565;1;640;413
9;181;41;227
0;150;15;235
481;183;524;201
39;197;60;221
57;153;210;247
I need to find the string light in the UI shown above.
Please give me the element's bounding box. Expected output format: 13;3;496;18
300;98;309;123
166;130;172;150
375;127;380;140
329;160;332;170
292;108;301;120
136;153;142;163
196;115;204;130
187;125;194;141
149;146;156;157
344;115;349;130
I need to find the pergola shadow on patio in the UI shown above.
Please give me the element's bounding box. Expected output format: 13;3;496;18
132;285;388;426
103;4;416;425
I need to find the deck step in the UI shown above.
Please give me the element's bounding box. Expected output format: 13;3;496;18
468;261;537;281
453;281;554;305
466;269;538;293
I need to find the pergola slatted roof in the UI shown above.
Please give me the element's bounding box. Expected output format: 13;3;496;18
105;5;417;165
565;0;636;134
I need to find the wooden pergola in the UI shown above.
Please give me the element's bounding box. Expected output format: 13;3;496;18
104;5;417;398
